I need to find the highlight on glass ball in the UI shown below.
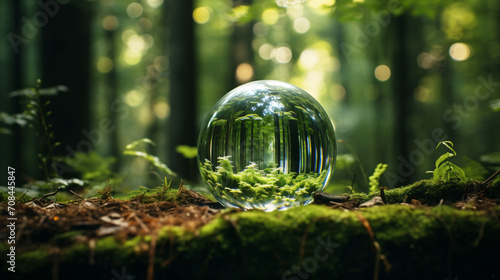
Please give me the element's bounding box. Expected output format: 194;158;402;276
197;80;337;211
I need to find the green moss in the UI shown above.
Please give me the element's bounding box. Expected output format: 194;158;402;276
0;190;33;203
200;157;327;210
15;246;50;276
348;179;499;205
11;203;500;279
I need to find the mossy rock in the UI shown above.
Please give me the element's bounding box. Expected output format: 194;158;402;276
6;204;500;280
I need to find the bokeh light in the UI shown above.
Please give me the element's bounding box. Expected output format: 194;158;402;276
299;49;319;69
414;86;432;102
147;0;163;8
125;90;145;107
374;65;391;81
102;15;119;31
137;18;153;30
97;57;113;73
127;35;146;52
127;3;143;18
258;43;274;60
277;0;306;8
308;0;335;14
262;8;280;25
293;17;310;33
121;29;136;43
154;101;170;119
273;46;292;64
193;7;211;24
253;22;268;37
235;63;254;83
123;50;142;65
330;84;346;101
449;42;470;61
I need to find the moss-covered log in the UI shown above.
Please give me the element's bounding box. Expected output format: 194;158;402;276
349;179;499;205
4;204;499;280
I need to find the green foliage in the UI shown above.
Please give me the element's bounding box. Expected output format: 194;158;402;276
462;157;489;181
8;80;67;180
428;141;466;183
200;156;327;210
335;154;356;169
176;145;198;159
0;112;34;135
369;163;388;193
491;99;500;112
122;178;188;203
63;151;117;181
123;138;177;177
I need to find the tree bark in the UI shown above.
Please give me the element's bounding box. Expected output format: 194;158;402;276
166;0;197;180
40;2;93;175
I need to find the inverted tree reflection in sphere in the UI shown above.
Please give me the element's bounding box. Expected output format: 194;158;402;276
198;80;336;211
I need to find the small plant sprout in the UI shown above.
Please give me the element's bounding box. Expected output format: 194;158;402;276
8;79;68;180
427;141;466;183
369;163;388;193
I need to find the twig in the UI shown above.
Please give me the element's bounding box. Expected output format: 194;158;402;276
147;232;157;280
15;190;29;203
351;173;357;191
40;187;61;201
299;216;325;263
177;180;184;195
132;213;150;233
357;214;391;280
483;169;500;185
380;187;387;204
69;190;85;200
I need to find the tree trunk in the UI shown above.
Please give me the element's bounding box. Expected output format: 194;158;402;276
166;0;197;180
40;2;93;176
230;0;254;88
391;15;412;186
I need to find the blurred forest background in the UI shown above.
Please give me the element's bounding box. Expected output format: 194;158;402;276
0;0;499;196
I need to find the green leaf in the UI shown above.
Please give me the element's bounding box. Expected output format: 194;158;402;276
123;150;177;177
436;141;456;156
176;145;198;159
8;88;35;98
435;152;454;168
125;138;156;151
490;99;500;111
448;162;466;181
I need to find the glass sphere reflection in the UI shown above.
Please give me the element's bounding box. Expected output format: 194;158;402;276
198;80;336;211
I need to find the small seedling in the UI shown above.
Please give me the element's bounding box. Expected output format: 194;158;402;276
427;141;466;183
8;79;67;179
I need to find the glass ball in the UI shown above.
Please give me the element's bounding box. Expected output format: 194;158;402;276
198;80;336;211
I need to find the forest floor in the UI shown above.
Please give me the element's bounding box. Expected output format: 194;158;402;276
1;178;500;279
2;179;499;253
